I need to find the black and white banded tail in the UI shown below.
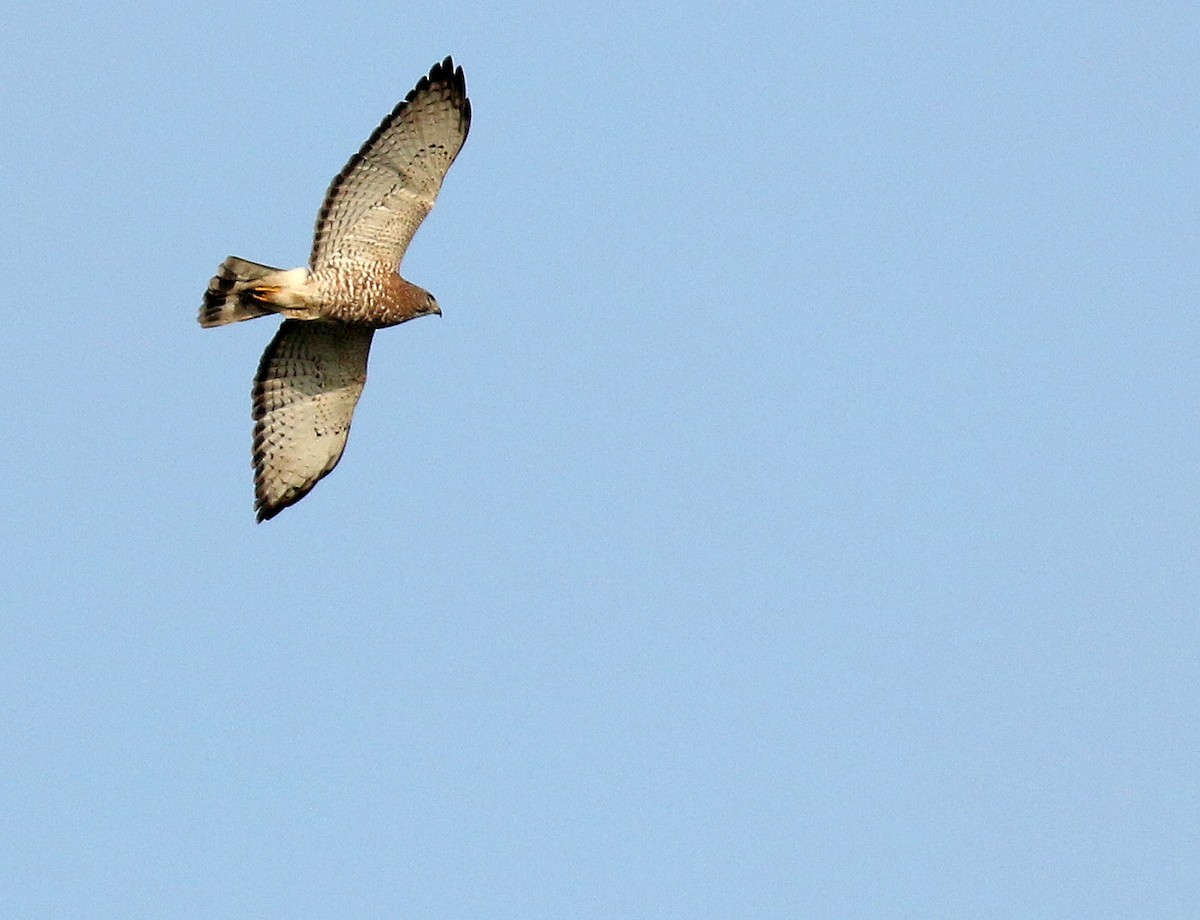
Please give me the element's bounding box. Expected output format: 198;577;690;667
199;257;284;328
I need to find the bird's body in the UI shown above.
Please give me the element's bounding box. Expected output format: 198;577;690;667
203;262;433;327
201;57;471;521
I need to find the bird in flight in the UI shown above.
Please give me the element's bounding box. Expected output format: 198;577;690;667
200;57;471;521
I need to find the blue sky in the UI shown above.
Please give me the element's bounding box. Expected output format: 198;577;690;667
2;2;1197;917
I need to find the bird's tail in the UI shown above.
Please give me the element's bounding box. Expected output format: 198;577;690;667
200;257;300;328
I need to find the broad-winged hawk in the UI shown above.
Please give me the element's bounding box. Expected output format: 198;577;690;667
201;56;471;521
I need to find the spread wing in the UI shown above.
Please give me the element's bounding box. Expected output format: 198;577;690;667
310;56;471;274
252;320;376;521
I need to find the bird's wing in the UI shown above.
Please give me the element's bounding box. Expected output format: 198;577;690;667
310;56;471;274
252;320;375;521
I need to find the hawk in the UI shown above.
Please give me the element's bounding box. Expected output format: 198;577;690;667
200;57;471;521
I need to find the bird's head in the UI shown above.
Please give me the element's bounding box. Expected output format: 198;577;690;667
419;290;443;318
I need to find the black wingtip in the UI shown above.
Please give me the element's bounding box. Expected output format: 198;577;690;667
430;55;466;95
255;500;282;523
252;463;306;523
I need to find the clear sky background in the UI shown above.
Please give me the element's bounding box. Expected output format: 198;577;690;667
2;2;1196;917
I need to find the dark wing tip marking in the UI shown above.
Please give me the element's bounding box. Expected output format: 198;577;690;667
252;447;347;523
255;498;284;523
